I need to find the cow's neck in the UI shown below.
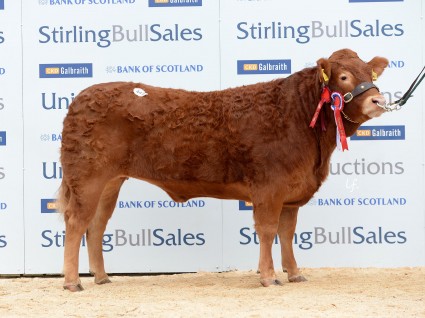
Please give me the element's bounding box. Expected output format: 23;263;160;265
287;67;362;179
274;66;362;157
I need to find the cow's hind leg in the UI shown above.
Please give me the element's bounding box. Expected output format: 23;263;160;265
278;207;307;282
86;177;126;285
63;177;108;292
252;191;284;287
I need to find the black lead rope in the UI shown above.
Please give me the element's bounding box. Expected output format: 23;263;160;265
395;65;425;107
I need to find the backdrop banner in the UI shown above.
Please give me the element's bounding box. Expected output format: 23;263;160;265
0;1;24;274
0;0;423;275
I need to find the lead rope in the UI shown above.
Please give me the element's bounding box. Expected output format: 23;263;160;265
378;65;425;111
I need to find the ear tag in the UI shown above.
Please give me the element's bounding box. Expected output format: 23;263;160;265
372;69;378;81
321;68;329;84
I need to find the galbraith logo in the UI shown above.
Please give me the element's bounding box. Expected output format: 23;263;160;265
149;0;202;7
351;125;405;140
239;201;253;210
41;199;58;213
39;63;93;78
0;131;5;146
237;59;291;75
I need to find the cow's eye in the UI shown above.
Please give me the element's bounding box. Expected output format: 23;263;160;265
340;75;347;81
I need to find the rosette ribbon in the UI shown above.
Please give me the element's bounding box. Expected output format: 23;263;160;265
309;86;331;130
330;92;348;151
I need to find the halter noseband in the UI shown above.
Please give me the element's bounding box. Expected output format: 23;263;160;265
343;82;379;103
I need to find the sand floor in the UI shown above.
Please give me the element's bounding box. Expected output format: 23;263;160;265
0;268;424;318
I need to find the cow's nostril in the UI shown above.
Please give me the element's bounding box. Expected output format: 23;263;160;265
373;96;387;105
372;96;388;109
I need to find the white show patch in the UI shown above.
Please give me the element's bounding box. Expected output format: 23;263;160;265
133;88;148;97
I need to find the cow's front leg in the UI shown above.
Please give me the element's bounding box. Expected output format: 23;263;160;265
252;195;283;287
278;207;307;282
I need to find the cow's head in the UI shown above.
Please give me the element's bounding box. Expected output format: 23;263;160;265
317;49;389;123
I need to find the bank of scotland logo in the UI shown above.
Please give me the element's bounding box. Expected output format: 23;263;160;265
149;0;202;7
40;134;50;141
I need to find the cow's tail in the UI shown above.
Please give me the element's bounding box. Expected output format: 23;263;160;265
57;179;71;216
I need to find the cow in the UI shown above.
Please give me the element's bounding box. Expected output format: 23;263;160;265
58;48;389;291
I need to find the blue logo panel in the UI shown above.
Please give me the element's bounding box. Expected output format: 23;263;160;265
0;0;4;10
349;0;403;2
239;201;253;211
39;63;93;78
351;125;405;140
0;131;5;146
41;199;58;213
237;59;291;75
149;0;202;7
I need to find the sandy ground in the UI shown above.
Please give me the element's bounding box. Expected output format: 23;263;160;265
0;268;424;318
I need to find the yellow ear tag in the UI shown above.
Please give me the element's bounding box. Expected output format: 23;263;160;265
372;69;378;81
321;68;329;83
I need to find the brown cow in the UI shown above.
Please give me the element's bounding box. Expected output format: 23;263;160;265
58;49;389;291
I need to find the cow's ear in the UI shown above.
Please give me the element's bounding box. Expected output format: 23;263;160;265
368;56;389;78
317;58;331;85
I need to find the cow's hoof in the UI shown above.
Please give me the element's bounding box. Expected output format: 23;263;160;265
63;282;84;292
288;275;307;283
260;278;283;287
95;276;112;285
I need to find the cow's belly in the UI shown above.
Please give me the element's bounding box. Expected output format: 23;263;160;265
138;175;320;208
140;179;251;202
